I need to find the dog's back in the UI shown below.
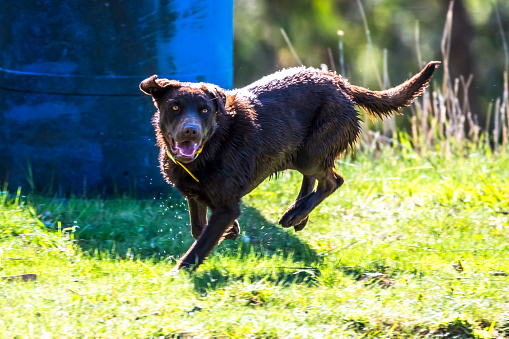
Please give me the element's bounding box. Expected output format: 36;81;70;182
233;61;439;173
233;67;361;175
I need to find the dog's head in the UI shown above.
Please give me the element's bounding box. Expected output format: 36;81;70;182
140;75;227;163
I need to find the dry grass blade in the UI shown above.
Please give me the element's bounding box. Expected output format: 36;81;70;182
280;27;303;65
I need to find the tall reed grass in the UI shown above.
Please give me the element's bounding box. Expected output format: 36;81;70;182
405;1;509;157
281;1;509;158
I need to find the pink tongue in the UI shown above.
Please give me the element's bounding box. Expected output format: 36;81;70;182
176;141;196;157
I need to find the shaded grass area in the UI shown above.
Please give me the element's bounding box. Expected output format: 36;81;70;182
31;193;319;267
1;149;509;338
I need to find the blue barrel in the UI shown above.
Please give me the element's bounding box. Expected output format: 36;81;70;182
0;0;233;195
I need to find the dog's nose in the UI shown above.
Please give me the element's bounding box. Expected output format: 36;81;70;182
184;125;199;136
178;124;202;142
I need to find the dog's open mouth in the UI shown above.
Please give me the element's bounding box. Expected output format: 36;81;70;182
168;138;202;162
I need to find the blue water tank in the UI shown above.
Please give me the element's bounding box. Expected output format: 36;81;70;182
0;0;233;195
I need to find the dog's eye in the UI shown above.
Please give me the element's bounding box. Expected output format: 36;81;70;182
172;105;179;111
201;108;209;114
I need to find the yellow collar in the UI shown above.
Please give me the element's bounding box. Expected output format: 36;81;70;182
165;144;204;182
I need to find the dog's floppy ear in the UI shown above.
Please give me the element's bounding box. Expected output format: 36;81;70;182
140;75;181;97
201;84;228;116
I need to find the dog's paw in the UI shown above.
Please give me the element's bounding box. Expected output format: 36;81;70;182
168;267;180;276
279;208;308;229
293;216;309;232
218;220;240;244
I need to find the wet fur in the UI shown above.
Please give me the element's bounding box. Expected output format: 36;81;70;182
140;61;439;271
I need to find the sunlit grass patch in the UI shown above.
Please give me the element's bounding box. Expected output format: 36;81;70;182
1;148;509;337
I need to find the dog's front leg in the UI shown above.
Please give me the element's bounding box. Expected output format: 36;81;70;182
187;197;207;239
172;202;241;272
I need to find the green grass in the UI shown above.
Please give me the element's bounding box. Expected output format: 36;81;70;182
1;147;509;338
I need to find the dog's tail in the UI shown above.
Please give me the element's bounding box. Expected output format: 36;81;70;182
346;61;440;120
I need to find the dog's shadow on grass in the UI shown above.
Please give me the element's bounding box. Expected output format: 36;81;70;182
189;204;321;292
52;193;321;291
233;204;319;263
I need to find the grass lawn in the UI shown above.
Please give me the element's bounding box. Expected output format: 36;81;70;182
1;147;508;338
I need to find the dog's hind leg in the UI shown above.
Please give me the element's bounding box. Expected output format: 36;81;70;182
290;175;316;232
188;197;208;239
279;169;343;229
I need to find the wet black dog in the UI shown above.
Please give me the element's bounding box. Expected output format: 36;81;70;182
140;61;439;272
